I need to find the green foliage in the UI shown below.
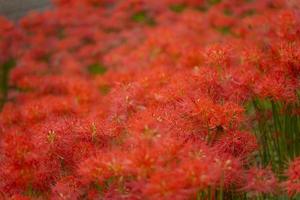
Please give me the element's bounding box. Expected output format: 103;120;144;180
99;85;111;95
88;63;107;75
249;98;300;176
170;4;186;13
216;26;232;35
0;59;16;109
208;0;222;5
132;11;156;26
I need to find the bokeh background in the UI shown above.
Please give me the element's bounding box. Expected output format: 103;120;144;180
0;0;51;20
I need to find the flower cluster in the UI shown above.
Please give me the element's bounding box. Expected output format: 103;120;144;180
0;0;300;199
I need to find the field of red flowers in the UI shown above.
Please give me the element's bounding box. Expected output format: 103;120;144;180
0;0;300;199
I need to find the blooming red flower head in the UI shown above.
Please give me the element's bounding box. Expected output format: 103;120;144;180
242;167;279;195
284;157;300;196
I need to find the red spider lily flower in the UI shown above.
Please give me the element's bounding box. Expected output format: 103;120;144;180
284;157;300;196
0;0;300;198
215;131;258;159
78;150;129;185
205;44;232;69
8;195;32;200
255;72;298;103
51;176;81;200
242;167;279;195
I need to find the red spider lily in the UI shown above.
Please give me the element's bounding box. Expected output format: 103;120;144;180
215;131;258;159
51;176;82;200
0;0;300;199
284;157;300;196
242;167;279;195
